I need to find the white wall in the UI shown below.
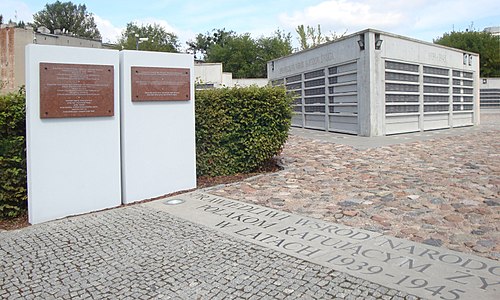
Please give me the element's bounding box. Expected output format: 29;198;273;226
25;45;122;224
120;50;196;204
233;78;268;87
194;63;222;84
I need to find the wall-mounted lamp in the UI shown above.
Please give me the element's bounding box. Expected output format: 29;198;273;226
357;34;365;50
374;33;383;50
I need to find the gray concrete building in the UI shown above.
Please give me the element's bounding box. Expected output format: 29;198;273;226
480;77;500;108
268;29;480;136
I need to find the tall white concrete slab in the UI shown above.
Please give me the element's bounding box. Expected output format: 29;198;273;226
25;44;121;224
120;51;196;204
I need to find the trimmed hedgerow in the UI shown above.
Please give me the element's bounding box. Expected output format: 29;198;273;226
0;88;27;218
195;85;293;176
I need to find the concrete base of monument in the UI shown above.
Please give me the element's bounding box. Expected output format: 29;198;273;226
145;192;499;300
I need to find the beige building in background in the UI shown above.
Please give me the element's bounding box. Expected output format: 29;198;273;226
0;25;107;94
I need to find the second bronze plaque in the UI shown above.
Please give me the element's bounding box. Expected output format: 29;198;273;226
131;67;191;101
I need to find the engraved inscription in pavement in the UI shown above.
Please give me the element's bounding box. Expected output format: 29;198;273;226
146;192;500;300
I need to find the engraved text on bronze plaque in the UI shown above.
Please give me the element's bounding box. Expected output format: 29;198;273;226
39;63;114;118
131;67;190;101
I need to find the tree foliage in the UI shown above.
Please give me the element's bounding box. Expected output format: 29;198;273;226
434;30;500;77
189;29;293;78
296;24;346;50
32;1;101;39
117;22;180;52
186;28;236;59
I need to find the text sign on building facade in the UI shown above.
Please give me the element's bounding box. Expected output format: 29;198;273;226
131;66;190;101
39;63;114;118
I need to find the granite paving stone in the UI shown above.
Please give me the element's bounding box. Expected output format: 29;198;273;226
206;120;500;261
0;206;414;299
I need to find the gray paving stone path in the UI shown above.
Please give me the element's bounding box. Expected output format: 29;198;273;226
0;205;417;299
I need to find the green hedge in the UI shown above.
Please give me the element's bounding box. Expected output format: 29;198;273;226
0;89;27;218
195;85;292;176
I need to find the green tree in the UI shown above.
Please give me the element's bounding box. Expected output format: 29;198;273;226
434;30;500;77
117;22;180;52
32;1;101;39
186;28;236;59
193;29;293;78
207;33;258;78
255;30;294;76
296;24;346;50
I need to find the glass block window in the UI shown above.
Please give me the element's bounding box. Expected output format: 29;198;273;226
386;105;419;114
304;106;325;113
453;104;473;111
424;95;449;102
304;88;325;96
423;66;448;76
424;105;449;112
385;61;419;72
386;72;419;82
386;83;419;92
304;69;325;79
286;82;302;90
305;78;325;88
386;94;419;102
424;76;449;85
424;86;449;94
304;96;325;104
286;74;302;83
463;72;473;78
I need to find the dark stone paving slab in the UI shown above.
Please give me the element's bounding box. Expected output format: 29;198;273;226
148;192;499;300
0;205;417;299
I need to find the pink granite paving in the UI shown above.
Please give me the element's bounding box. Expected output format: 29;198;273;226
208;118;500;261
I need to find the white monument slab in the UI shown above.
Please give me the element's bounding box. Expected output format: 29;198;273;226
25;44;122;224
120;51;196;204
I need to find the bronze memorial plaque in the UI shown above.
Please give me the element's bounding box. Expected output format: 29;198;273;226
39;63;114;118
131;67;190;101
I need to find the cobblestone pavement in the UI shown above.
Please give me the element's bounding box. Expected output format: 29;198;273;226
208;116;500;261
0;206;418;299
